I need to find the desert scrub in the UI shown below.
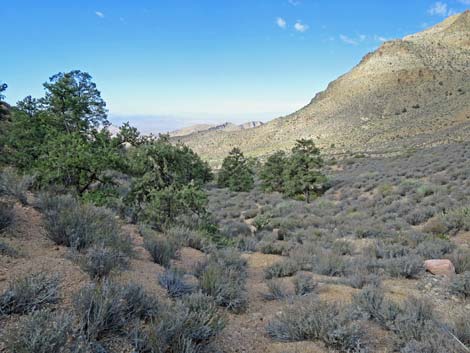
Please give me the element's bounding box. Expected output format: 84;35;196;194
266;297;367;352
0;200;14;232
78;245;129;279
447;248;470;274
74;281;159;341
0;273;60;315
39;194;132;254
132;293;225;353
159;268;194;298
196;249;247;313
264;259;299;279
0;167;34;205
382;255;423;278
2;310;72;353
352;285;400;328
415;236;454;259
142;230;179;268
263;279;290;301
0;241;19;257
450;272;470;298
311;252;347;277
440;206;470;235
293;273;317;296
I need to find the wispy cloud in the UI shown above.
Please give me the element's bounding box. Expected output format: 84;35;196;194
339;34;358;45
288;0;301;6
374;35;388;42
428;2;456;17
95;11;104;18
294;21;309;33
276;17;287;29
457;0;470;4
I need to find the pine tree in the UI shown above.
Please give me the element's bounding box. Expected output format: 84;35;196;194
218;148;254;192
283;139;327;203
259;151;287;192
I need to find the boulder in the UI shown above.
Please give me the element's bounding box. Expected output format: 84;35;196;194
424;259;455;277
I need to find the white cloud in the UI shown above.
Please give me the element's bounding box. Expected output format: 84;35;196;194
457;0;470;4
288;0;301;6
294;21;309;33
428;2;456;17
374;35;388;42
276;17;287;29
339;34;358;45
95;11;104;18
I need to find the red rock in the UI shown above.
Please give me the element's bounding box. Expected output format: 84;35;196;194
424;259;455;277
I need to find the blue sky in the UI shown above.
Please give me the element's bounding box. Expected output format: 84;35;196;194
2;0;469;132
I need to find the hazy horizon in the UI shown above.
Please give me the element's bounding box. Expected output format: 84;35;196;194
3;0;469;132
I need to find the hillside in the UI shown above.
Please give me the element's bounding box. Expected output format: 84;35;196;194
175;11;470;165
169;121;264;137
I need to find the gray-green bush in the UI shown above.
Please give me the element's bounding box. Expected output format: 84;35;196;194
0;273;59;315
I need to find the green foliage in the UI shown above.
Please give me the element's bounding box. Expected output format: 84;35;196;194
283;139;327;203
125;137;212;226
218;148;254;192
260;151;288;192
0;71;121;195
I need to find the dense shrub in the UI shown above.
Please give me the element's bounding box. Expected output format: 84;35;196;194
382;255;423;278
2;310;72;353
0;168;34;205
143;232;179;268
79;245;129;279
392;298;436;344
311;252;347;277
0;273;59;315
74;281;159;341
266;297;367;352
132;293;225;353
450;272;470;298
196;249;247;313
415;237;454;259
447;249;470;274
0;200;14;232
440;207;470;235
293;273;317;296
39;194;132;254
352;285;400;328
0;241;19;257
263;279;289;301
159;268;194;298
264;259;299;279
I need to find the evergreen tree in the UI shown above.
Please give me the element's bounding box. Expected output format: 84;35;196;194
218;148;254;192
283;139;327;203
259;151;287;192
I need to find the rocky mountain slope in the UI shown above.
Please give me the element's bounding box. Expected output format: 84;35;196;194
175;11;470;165
169;121;264;137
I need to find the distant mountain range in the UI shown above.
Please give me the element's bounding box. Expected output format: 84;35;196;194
169;121;264;137
174;11;470;165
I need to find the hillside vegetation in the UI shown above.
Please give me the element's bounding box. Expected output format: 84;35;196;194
0;12;470;353
175;11;470;166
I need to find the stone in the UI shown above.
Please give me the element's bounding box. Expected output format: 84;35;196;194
424;259;455;277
